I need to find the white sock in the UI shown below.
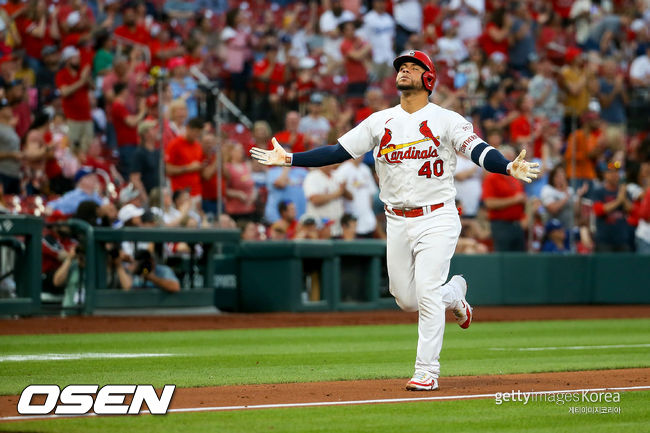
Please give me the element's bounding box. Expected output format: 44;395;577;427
441;276;463;310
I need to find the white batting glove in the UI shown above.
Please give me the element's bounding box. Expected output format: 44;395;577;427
507;149;540;183
250;137;292;166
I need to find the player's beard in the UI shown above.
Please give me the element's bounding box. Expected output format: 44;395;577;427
396;76;422;92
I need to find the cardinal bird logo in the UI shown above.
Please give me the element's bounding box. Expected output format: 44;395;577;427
419;121;440;147
377;128;394;158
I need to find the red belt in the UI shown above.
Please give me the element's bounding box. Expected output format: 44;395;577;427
385;203;444;217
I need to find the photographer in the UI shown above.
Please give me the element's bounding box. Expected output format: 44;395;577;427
51;243;87;308
113;249;180;293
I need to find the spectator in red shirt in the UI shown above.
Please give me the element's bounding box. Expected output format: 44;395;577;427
354;87;387;125
59;9;91;49
340;19;371;99
252;43;286;121
59;2;94;35
55;46;93;155
5;79;31;138
422;0;444;37
144;93;174;148
184;39;203;69
148;23;184;69
482;145;527;251
509;94;547;180
286;57;318;111
21;111;66;194
101;54;139;107
112;82;147;177
224;141;256;222
551;0;573;23
100;55;128;149
83;137;123;187
277;200;299;239
199;128;224;217
2;0;26;19
14;0;60;71
113;2;148;46
165;117;204;197
538;11;572;65
510;95;543;148
479;7;510;60
103;48;146;110
274;111;305;153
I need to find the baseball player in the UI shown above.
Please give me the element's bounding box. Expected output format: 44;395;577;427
251;50;539;391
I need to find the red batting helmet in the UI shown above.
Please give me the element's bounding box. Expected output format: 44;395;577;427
393;50;437;94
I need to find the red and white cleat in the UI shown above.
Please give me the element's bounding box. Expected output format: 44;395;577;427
406;370;439;391
450;275;472;329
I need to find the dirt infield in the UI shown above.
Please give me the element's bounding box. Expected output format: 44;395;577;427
1;305;649;335
1;306;648;421
166;367;650;410
1;368;648;419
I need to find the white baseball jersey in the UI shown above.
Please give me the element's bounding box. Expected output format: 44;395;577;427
303;169;344;237
338;103;484;208
334;160;378;234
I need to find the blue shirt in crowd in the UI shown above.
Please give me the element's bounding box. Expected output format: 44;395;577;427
598;78;626;124
170;77;199;119
132;264;179;289
509;18;537;70
541;237;570;253
48;189;102;215
264;166;308;223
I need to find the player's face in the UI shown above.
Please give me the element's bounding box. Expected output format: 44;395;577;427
396;62;424;92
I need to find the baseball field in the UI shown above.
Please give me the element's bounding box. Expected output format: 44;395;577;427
1;306;649;432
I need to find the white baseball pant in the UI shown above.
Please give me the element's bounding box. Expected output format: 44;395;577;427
386;202;462;377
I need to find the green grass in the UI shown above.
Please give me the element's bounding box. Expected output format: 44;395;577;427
1;319;649;396
2;390;648;433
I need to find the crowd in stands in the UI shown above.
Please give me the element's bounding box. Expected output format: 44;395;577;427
1;0;650;295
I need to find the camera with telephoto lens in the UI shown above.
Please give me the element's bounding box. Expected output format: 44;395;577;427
134;250;154;277
106;244;120;260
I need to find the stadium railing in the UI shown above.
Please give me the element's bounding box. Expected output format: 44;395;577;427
84;226;241;314
0;215;43;316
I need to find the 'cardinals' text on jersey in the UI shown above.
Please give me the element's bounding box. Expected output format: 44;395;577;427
338;103;483;208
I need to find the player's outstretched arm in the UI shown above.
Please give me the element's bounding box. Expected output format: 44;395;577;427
250;138;353;167
250;138;292;166
469;142;540;183
506;149;541;184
